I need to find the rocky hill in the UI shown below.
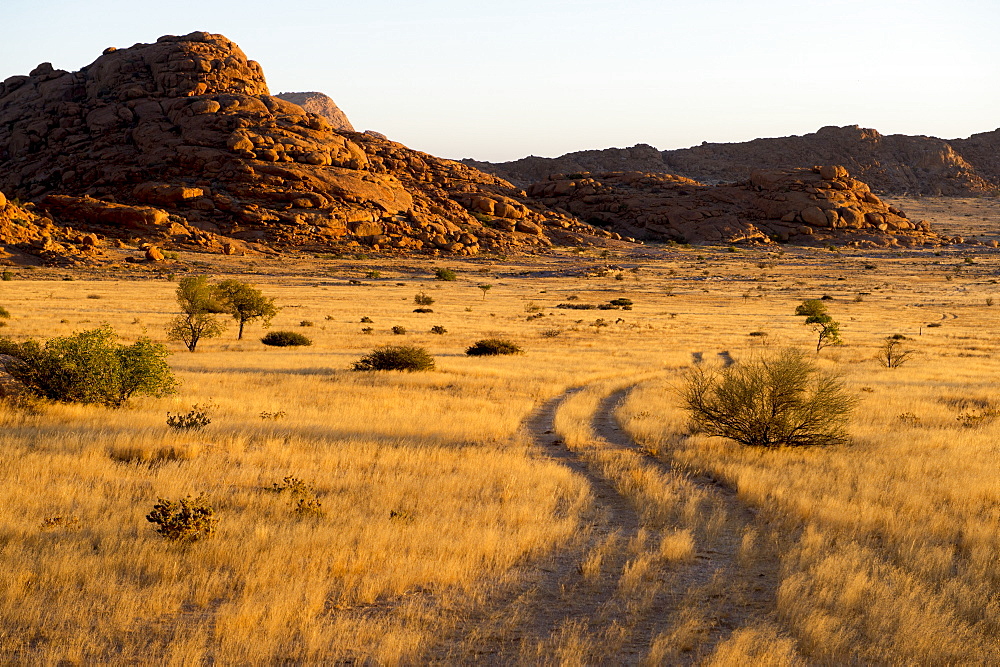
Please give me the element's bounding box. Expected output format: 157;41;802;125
0;32;609;260
273;91;354;132
468;125;1000;196
528;166;953;248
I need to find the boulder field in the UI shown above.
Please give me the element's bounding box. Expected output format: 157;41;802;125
529;166;955;248
0;31;610;259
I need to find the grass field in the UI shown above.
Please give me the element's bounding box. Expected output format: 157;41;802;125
1;235;999;663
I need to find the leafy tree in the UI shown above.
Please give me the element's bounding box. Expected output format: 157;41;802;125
167;276;226;352
477;284;492;300
0;325;176;407
214;279;278;340
680;347;856;448
795;299;842;353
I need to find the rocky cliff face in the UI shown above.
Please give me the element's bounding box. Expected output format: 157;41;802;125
528;166;951;248
469;125;1000;196
0;32;607;258
274;91;354;132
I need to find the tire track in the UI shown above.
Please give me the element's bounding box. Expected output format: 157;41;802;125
429;387;643;664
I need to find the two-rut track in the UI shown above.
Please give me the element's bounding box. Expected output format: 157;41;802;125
431;378;793;664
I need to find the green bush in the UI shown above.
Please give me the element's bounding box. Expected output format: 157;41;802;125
0;325;176;407
414;292;435;306
465;338;524;356
430;325;447;334
352;345;435;372
392;325;407;335
146;495;217;542
680;348;856;448
0;306;9;319
261;331;312;347
434;267;457;281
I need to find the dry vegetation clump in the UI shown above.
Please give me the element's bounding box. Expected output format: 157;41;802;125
681;347;857;447
465;338;524;356
260;330;312;347
352;345;435;371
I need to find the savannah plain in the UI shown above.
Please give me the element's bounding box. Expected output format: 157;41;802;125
2;196;1000;664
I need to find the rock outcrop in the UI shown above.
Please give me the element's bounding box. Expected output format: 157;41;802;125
469;125;1000;196
528;166;950;248
0;32;606;257
274;91;354;132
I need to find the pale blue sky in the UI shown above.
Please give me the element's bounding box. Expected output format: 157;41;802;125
2;0;997;161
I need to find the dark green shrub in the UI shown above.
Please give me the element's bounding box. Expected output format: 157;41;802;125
556;303;597;310
360;316;373;323
430;326;447;334
680;348;856;448
413;308;433;313
261;331;312;347
391;325;407;335
299;320;314;327
361;327;374;334
1;271;13;281
465;338;524;356
0;325;176;407
414;292;434;306
352;345;435;371
146;495;217;542
434;267;457;281
0;306;9;319
609;298;633;307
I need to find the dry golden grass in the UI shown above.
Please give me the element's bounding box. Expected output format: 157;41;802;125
2;235;1000;662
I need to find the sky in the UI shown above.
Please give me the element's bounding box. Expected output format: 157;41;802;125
2;0;998;162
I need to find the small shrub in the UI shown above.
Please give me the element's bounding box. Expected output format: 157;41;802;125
360;316;373;323
40;515;81;530
361;327;374;334
609;298;633;307
299;320;315;327
434;267;457;281
926;322;942;328
748;331;768;337
680;347;856;448
466;338;524;356
556;303;597;310
146;495;217;542
1;271;13;281
540;329;562;338
957;409;998;429
0;306;9;319
430;325;447;334
353;345;435;371
166;404;212;431
414;292;434;306
413;308;434;313
391;325;407;335
272;476;315;498
294;496;324;518
524;302;543;313
261;331;312;347
366;270;381;279
260;410;287;420
86;294;102;300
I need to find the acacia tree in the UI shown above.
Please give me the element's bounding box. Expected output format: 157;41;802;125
795;299;842;353
214;279;278;340
167;276;226;352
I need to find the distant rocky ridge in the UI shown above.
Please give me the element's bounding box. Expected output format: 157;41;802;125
467;125;1000;196
0;32;609;260
528;166;953;248
274;91;354;132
